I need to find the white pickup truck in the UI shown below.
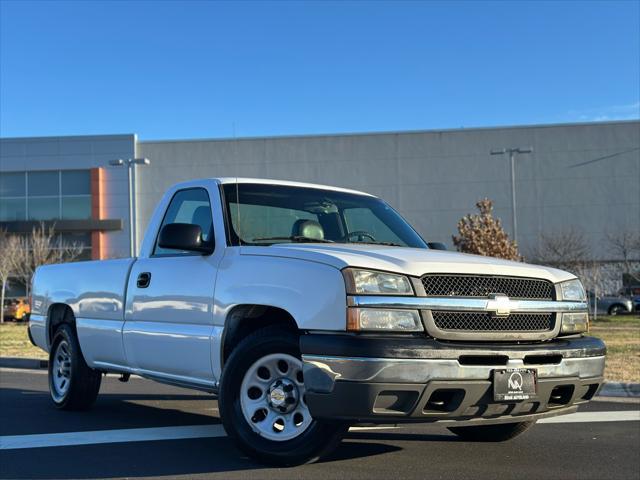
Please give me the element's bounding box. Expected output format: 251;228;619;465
29;178;605;465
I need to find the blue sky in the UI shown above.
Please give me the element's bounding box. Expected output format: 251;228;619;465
0;0;638;140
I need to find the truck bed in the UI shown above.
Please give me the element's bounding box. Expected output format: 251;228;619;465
30;258;136;368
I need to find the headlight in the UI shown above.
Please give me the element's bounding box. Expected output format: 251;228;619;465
343;268;413;295
559;279;586;301
561;312;589;334
347;308;423;332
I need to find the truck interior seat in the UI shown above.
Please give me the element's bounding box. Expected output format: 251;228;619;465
291;219;325;240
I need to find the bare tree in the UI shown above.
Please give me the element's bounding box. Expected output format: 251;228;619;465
0;231;9;322
0;231;23;323
606;231;640;283
575;262;607;297
452;198;521;261
526;228;613;294
528;229;591;272
9;223;84;297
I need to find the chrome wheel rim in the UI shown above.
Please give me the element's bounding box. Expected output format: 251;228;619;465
51;340;72;401
240;353;312;441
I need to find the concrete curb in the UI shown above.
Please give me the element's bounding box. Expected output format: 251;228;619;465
0;357;48;369
1;357;639;398
599;382;640;398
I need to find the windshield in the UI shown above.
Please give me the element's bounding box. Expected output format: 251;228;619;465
221;183;427;248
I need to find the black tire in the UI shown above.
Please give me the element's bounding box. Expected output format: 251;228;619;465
48;323;102;410
218;326;349;466
608;304;626;316
448;421;535;442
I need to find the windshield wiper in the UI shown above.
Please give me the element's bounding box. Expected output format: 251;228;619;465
348;240;402;247
252;236;335;244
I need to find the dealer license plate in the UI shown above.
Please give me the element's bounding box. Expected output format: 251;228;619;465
493;368;537;401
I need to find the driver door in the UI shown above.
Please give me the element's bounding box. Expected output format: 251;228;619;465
123;187;219;388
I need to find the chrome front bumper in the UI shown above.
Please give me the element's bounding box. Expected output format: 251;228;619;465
301;334;605;424
303;354;605;390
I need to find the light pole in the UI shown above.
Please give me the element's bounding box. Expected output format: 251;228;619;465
490;147;533;245
109;158;151;257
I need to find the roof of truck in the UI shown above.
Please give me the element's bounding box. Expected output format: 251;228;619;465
213;177;375;197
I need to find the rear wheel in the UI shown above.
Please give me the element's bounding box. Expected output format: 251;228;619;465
448;421;535;442
608;304;626;316
48;323;102;410
219;326;349;466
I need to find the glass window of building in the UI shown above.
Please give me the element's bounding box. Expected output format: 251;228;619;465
28;198;59;220
61;170;91;195
0;198;26;221
0;172;27;221
0;169;92;221
62;197;91;219
0;172;26;197
28;171;59;196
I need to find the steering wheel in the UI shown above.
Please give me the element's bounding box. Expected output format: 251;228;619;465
346;230;377;243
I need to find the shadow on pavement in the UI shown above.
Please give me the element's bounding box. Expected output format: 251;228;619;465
0;437;401;478
1;385;404;478
1;438;258;478
0;387;218;436
346;431;457;443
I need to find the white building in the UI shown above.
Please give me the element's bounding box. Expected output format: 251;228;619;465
1;120;639;294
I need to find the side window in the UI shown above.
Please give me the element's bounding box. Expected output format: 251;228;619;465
153;188;214;256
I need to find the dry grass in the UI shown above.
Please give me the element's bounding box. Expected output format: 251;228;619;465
0;323;47;359
590;314;640;383
1;315;639;383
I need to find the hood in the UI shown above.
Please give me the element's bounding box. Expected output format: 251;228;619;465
239;243;575;284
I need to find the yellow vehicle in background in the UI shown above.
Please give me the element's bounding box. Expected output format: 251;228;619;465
2;298;31;322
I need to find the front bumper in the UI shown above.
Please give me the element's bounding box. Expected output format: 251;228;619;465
301;334;605;425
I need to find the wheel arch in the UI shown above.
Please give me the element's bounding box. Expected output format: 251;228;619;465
221;304;299;369
608;303;628;315
47;303;76;347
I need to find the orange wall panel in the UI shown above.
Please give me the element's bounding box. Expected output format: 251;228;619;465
91;168;103;259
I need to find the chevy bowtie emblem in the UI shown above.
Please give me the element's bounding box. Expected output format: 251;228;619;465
486;294;511;317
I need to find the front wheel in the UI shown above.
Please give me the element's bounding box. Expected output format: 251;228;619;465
218;326;349;466
448;421;535;442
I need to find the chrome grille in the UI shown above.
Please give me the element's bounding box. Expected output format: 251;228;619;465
432;311;554;332
421;274;554;300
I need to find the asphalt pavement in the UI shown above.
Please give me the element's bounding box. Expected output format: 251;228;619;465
1;368;639;480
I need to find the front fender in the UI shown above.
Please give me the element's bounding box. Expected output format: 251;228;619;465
214;250;347;332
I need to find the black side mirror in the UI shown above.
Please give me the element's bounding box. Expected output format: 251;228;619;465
158;223;214;255
427;242;448;251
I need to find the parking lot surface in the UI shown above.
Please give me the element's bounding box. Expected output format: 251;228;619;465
1;368;639;480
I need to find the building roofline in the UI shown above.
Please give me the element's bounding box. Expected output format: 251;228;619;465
1;119;637;144
138;119;640;145
0;133;136;142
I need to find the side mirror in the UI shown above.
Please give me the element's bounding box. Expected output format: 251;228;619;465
158;223;213;255
427;242;448;251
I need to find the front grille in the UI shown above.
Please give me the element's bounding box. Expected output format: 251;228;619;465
432;311;554;332
421;274;554;300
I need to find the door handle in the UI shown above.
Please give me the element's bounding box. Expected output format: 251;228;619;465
137;272;151;288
